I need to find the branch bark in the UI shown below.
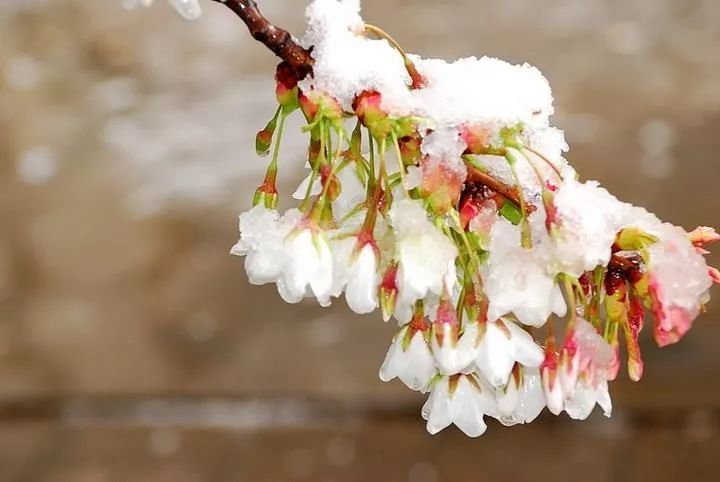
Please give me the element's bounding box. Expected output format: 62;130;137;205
466;166;534;214
211;0;313;79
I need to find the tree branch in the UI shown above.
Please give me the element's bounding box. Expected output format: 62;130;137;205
466;166;535;214
211;0;314;79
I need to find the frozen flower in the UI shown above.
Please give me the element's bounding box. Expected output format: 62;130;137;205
331;235;380;314
390;199;458;323
475;318;544;388
564;379;612;420
482;217;566;327
422;374;497;437
552;180;629;276
379;319;436;391
218;0;718;437
122;0;201;20
430;302;480;375
632;222;713;346
496;366;546;426
541;319;614;418
540;346;564;416
279;211;335;306
231;205;289;285
232;207;335;306
557;318;614;394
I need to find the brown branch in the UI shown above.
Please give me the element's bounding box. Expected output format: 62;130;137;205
211;0;314;79
466;166;535;214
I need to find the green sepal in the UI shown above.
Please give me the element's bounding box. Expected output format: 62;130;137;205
499;201;522;225
615;227;659;251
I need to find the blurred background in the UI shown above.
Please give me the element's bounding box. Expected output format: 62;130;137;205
1;0;720;481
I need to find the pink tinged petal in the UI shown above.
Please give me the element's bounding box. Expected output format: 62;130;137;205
709;266;720;284
541;346;563;416
648;280;695;347
542;371;564;416
688;226;720;247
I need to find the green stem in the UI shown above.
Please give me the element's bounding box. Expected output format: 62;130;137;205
562;274;578;326
505;149;532;248
390;131;410;196
266;111;287;180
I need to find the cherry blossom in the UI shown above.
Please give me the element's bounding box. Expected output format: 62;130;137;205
129;0;717;438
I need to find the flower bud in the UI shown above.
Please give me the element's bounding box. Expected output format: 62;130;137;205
275;62;300;113
352;90;393;140
419;158;464;216
252;180;278;210
255;127;274;157
300;90;343;125
398;131;422;166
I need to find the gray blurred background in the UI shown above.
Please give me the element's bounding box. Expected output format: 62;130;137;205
1;0;720;481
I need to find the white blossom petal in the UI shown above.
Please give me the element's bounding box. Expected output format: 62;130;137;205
379;326;436;391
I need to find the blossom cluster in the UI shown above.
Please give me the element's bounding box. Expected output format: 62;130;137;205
133;0;718;437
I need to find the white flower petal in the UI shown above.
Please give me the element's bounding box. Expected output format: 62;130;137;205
379;327;436;391
292;172;322;200
431;323;479;375
345;245;379;314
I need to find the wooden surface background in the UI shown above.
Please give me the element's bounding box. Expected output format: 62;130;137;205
1;1;720;480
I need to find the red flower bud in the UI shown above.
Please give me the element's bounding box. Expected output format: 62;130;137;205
461;124;493;155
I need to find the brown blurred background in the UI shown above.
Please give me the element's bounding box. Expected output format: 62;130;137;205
1;0;720;481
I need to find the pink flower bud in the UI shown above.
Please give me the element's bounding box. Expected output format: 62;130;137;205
353;90;393;140
299;90;343;124
420;158;464;215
